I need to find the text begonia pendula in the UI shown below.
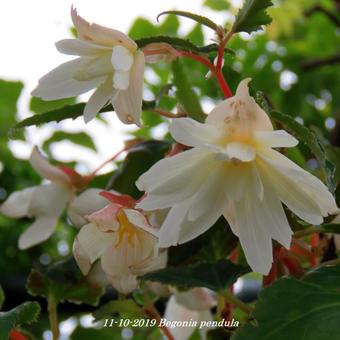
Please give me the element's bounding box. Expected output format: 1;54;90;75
0;148;76;249
136;78;339;275
32;7;145;124
73;191;167;294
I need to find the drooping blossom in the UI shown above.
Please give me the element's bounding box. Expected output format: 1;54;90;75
73;191;167;294
32;7;145;125
0;147;81;249
164;288;216;340
136;78;339;274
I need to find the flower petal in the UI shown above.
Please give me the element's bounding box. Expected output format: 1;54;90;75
112;50;145;125
68;188;109;227
258;149;338;223
206;78;273;133
73;55;112;81
87;203;120;232
123;208;158;236
175;288;216;311
84;78;114;123
137;150;215;211
56;39;111;56
255;130;298;148
113;70;130;90
31;58;106;100
19;216;59;249
30;147;70;184
0;187;36;218
231;191;274;275
76;223;115;263
111;45;134;71
169;117;220;148
71;7;137;51
225;142;256;162
73;237;92;275
106;274;138;294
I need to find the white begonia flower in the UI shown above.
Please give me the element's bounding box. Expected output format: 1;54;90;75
31;7;145;125
73;192;167;294
0;147;75;249
136;78;339;275
164;288;216;340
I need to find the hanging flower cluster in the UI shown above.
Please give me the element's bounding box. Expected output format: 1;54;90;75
1;6;339;310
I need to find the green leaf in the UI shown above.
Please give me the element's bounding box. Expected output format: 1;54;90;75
43;131;96;151
187;24;204;46
30;96;76;114
136;35;200;52
0;286;4;310
234;265;340;340
204;0;230;11
27;257;104;306
128;18;157;39
12;101;156;130
0;301;40;340
157;10;218;32
232;0;273;34
109;140;171;199
0;79;23;138
172;59;205;122
93;300;143;321
140;259;248;292
257;92;336;193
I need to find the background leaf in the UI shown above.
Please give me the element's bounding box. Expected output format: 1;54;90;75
0;301;40;340
157;10;218;32
26;257;104;306
232;0;273;34
140;259;248;292
172;59;205;122
234;265;340;340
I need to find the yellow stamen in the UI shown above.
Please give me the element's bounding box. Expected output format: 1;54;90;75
115;210;137;248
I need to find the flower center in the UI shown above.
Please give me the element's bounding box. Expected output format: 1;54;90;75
115;210;137;247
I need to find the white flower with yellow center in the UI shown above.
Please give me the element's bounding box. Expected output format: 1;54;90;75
136;78;339;274
73;192;166;294
32;7;145;125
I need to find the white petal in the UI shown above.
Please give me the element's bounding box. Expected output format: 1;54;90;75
225;142;256;162
31;58;106;100
0;187;36;218
76;223;115;263
19;216;59;249
73;55;112;81
71;7;137;51
29;183;70;219
258;149;338;223
68;188;109;227
113;70;130;90
169;118;219;148
137;151;215;211
112;50;145;125
206;78;273;133
164;296;202;340
123;208;158;236
255;130;298;148
187;165;225;221
73;237;92;275
87;203;120;232
56;39;111;56
111;45;134;71
175;288;216;311
84;78;113;123
232;191;274;275
106;274;138;294
30;147;70;184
